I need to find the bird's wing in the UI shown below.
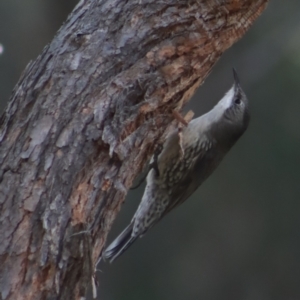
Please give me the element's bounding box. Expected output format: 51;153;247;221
162;139;214;215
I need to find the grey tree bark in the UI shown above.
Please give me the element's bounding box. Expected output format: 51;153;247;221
0;0;268;299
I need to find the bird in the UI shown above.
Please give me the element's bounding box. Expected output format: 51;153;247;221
103;69;250;262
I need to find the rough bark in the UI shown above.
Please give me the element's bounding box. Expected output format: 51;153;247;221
0;0;268;299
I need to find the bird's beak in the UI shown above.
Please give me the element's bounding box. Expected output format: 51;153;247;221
232;68;240;88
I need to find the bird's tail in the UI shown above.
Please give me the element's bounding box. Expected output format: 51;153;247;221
102;223;137;263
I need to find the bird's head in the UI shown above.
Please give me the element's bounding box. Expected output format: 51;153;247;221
210;69;250;144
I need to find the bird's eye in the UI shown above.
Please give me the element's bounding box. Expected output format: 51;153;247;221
234;98;241;105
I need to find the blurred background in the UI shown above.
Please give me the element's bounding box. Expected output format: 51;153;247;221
1;1;300;299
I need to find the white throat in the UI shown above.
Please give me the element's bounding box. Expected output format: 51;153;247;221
217;86;235;110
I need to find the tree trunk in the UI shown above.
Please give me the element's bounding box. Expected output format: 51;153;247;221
0;0;268;299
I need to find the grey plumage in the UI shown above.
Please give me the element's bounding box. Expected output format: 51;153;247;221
103;69;250;262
